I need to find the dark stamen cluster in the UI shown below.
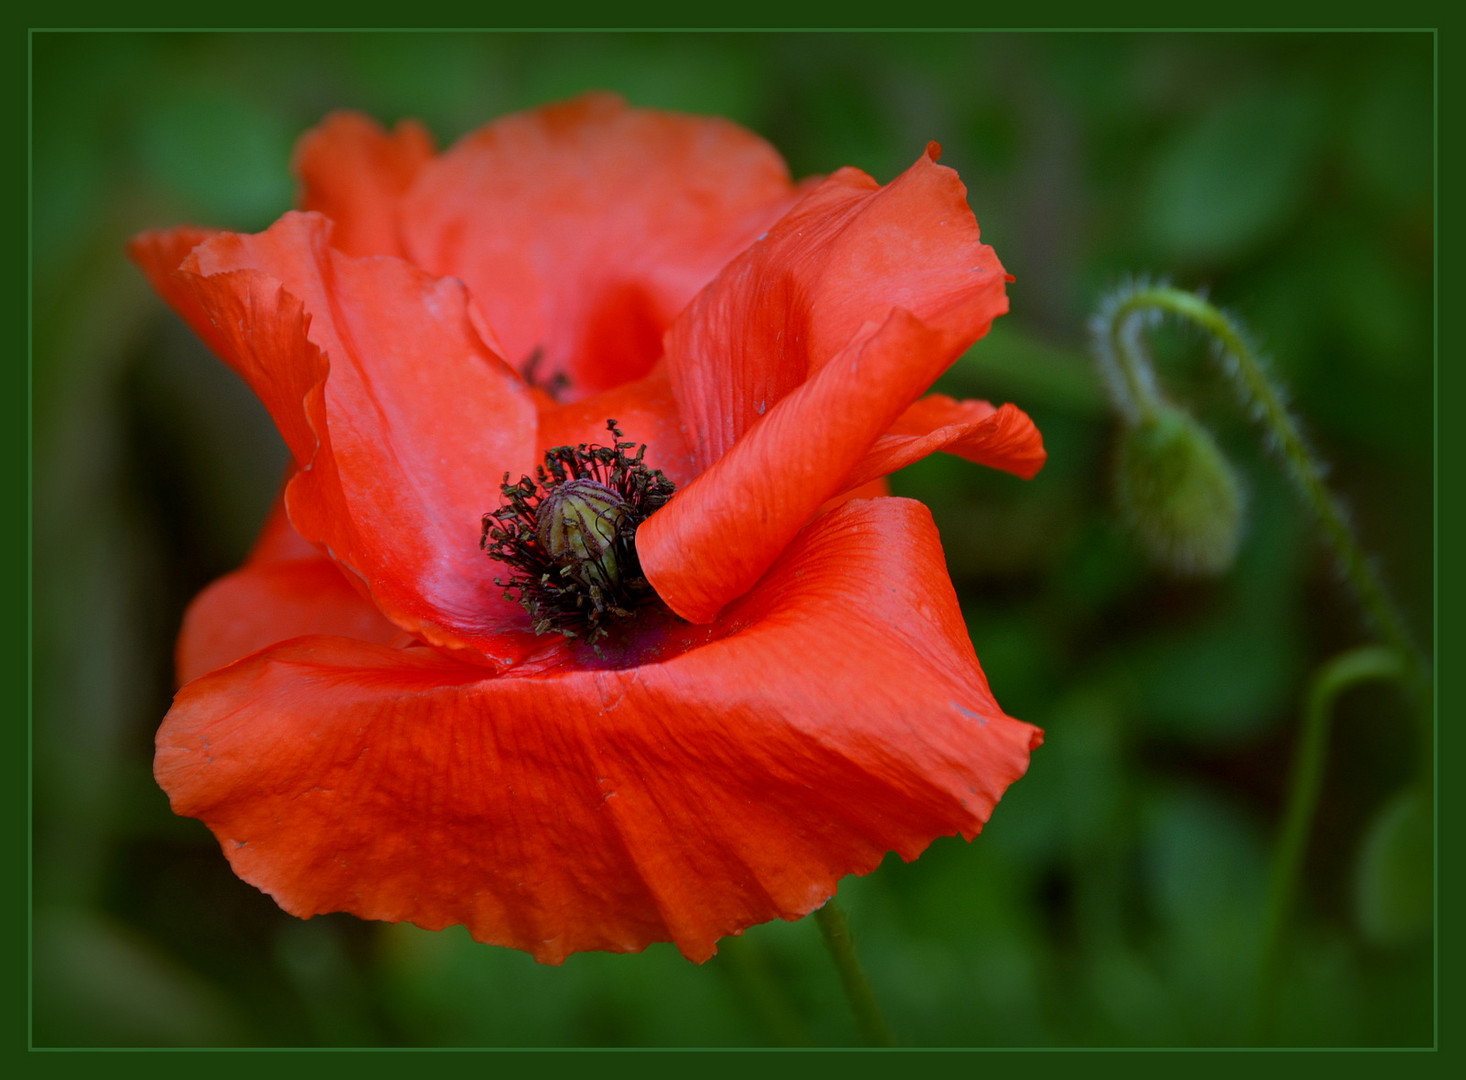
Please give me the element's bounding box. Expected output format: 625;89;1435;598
481;420;676;649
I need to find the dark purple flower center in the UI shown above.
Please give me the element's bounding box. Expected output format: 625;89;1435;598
482;421;676;650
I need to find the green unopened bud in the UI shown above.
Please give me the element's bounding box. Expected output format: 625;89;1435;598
1114;405;1244;576
536;479;628;590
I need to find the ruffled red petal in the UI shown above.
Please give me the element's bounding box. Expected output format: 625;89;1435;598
665;143;1009;474
844;394;1048;490
129;226;328;470
129;213;542;667
639;309;972;624
156;497;1040;964
533;365;697;489
398;93;803;399
292;111;435;259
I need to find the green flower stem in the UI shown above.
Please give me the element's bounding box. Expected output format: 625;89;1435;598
814;899;895;1047
1101;285;1429;707
1255;646;1409;1040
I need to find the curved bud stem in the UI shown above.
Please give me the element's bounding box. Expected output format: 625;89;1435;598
1091;283;1429;709
1091;286;1167;423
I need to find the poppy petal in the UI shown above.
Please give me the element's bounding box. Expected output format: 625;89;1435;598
155;497;1040;964
533;366;697;489
639;308;969;624
399;92;802;399
177;494;412;686
843;394;1048;490
131;213;542;667
666;143;1009;473
292;111;435;259
821;475;892;512
244;490;320;566
176;557;415;687
128;226;327;469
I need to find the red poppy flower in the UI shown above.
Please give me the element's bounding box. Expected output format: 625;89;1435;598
130;93;1046;964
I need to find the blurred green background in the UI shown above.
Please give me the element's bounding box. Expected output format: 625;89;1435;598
31;31;1434;1047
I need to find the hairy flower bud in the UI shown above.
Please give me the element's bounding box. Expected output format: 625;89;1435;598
1114;405;1243;576
536;479;629;590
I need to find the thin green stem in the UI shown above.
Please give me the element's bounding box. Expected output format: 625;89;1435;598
1101;285;1429;709
814;899;895;1047
1255;646;1408;1041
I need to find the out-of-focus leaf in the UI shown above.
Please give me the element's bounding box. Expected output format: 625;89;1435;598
984;688;1126;871
135;90;294;228
1354;786;1433;947
1319;242;1424;378
953;323;1106;415
1144;81;1325;262
1138;786;1268;1043
1145;786;1267;925
1086;948;1183;1044
1129;614;1296;746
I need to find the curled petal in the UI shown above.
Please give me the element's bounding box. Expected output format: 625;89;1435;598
844;394;1048;491
640;309;968;624
667;143;1009;472
400;92;803;398
156;498;1041;964
131;213;541;667
131;227;323;466
293;111;436;259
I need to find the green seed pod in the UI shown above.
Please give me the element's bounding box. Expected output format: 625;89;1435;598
1113;404;1244;576
536;479;629;590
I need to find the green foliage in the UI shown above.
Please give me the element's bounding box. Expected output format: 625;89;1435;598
1354;786;1433;948
1143;80;1326;264
33;911;248;1046
31;30;1433;1047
